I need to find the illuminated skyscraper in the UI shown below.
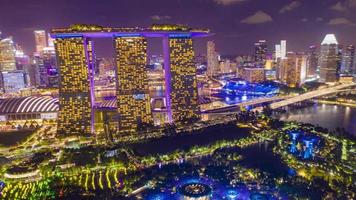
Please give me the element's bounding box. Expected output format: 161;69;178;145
47;33;55;48
281;40;287;59
52;24;209;136
44;47;59;87
14;47;30;71
307;45;318;77
164;37;200;124
33;55;43;87
275;44;281;61
54;36;94;135
341;45;355;75
219;59;236;74
254;40;267;67
0;37;16;71
207;41;219;76
32;47;58;88
114;36;153;132
280;53;307;87
242;67;265;83
34;30;47;54
275;40;286;62
319;34;339;83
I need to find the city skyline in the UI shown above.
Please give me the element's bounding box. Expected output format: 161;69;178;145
1;0;356;56
0;1;355;199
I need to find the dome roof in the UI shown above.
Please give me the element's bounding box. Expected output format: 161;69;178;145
0;96;58;114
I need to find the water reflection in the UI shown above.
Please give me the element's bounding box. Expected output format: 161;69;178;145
276;104;356;136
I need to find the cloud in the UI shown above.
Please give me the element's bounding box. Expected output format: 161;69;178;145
349;0;356;6
241;11;273;24
330;0;356;11
301;18;308;22
279;1;301;13
330;2;347;11
328;17;355;25
213;0;247;6
151;15;171;21
316;17;324;22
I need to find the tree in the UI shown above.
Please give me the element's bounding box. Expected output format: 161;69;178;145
262;104;273;118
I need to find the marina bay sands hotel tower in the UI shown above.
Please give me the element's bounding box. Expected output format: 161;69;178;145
51;24;210;136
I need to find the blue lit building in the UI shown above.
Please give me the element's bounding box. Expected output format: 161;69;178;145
287;130;321;160
213;80;279;105
222;80;279;96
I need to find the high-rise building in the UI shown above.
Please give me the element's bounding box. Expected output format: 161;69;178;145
34;30;47;54
307;45;318;77
275;44;281;61
15;48;30;71
280;53;307;87
114;36;153;132
242;67;265;83
164;37;200;124
0;37;17;71
54;36;94;136
275;40;286;61
0;71;26;93
207;41;219;76
43;47;59;87
264;59;273;70
32;47;58;88
254;40;267;67
52;24;209;136
33;55;44;87
319;34;339;83
47;33;55;48
341;45;355;75
27;62;39;87
221;59;237;74
281;40;287;59
338;44;343;75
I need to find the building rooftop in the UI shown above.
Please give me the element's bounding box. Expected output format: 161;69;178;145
0;96;58;114
51;24;211;38
321;34;338;45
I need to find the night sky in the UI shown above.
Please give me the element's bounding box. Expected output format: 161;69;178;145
1;0;356;56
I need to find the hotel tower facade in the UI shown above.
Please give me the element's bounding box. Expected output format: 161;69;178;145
52;24;209;136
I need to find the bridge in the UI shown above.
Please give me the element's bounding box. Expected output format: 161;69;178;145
255;83;356;111
202;95;292;114
202;83;356;114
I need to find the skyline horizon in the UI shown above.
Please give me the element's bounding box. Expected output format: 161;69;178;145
1;27;352;58
1;0;356;56
0;1;355;199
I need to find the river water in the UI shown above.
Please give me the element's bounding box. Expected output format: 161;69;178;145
275;103;356;136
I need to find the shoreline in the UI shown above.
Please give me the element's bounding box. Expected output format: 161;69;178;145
317;100;356;108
